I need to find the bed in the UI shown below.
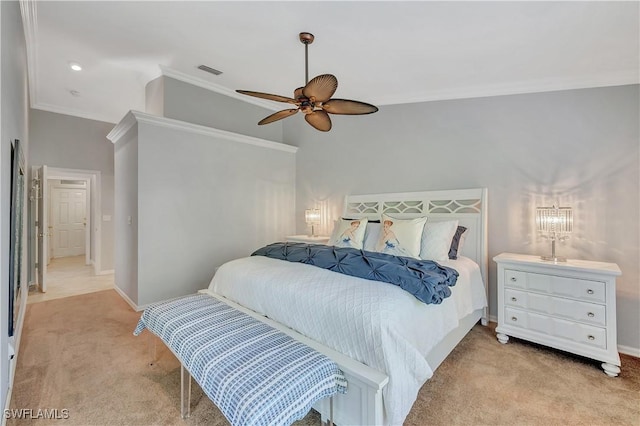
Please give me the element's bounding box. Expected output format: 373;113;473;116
199;188;489;425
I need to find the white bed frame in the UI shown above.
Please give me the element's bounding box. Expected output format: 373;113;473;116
201;188;489;425
314;188;489;425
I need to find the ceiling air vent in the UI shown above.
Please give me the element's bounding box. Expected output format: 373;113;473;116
197;65;223;76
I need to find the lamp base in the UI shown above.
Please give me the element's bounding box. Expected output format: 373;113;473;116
540;255;567;262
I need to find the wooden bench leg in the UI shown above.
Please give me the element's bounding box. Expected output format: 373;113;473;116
181;365;191;419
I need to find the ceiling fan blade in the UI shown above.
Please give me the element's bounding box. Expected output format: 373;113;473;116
258;109;299;125
236;90;298;104
304;110;332;132
302;74;338;103
322;99;379;115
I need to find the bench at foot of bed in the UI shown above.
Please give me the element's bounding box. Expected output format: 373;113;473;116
134;293;348;426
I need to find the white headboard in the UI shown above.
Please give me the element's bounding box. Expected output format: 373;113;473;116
343;188;488;312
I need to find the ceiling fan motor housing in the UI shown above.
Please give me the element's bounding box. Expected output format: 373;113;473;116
299;32;314;44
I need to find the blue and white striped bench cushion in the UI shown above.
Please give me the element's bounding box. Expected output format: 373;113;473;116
134;294;347;426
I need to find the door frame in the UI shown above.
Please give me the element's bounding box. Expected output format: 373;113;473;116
42;167;102;275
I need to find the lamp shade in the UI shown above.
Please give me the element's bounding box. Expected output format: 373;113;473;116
536;206;573;235
536;205;573;262
305;209;320;225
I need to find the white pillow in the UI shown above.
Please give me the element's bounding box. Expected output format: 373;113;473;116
420;219;459;261
328;218;368;249
373;215;427;258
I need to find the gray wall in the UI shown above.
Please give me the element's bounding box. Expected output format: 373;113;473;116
286;85;640;352
147;76;285;142
28;109;115;271
0;0;29;409
113;115;296;308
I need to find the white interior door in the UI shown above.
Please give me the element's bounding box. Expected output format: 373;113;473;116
51;187;86;258
36;165;48;292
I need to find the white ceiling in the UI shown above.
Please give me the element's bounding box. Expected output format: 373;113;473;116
22;1;639;124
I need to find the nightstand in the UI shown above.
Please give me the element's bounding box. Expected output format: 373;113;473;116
494;253;622;377
285;235;330;244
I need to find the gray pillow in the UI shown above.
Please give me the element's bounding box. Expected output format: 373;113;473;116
448;226;467;260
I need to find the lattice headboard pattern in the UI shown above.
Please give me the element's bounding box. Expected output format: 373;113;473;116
343;188;488;319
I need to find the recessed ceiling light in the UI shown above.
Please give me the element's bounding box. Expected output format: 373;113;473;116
69;62;82;71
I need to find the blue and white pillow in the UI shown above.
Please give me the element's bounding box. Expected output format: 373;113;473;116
374;215;427;258
328;218;368;249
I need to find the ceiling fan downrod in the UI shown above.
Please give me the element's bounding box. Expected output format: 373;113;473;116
299;32;314;85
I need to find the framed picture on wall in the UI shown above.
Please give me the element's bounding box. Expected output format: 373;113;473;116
9;139;25;337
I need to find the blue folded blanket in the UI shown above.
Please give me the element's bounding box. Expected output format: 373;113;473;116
252;242;458;305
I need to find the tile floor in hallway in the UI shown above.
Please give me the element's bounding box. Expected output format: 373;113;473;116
28;255;113;304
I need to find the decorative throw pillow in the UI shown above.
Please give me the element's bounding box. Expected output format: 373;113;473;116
328;218;368;249
373;215;427;258
363;222;382;252
420;219;459;261
448;226;468;260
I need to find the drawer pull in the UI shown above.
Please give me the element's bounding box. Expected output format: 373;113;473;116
587;312;595;318
588;335;595;341
510;277;517;282
587;289;594;295
511;297;517;302
511;316;518;322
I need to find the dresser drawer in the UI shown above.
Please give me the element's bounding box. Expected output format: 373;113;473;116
504;289;606;326
505;269;605;303
505;307;607;349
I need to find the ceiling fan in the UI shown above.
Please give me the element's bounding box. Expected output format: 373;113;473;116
236;32;378;132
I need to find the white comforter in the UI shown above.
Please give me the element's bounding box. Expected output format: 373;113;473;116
208;255;487;425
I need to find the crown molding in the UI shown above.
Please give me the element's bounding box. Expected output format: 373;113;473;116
20;0;39;108
106;111;137;143
32;102;117;124
108;110;297;154
159;65;282;112
375;70;640;106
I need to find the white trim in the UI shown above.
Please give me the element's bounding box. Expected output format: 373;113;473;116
113;285;145;312
618;345;640;358
96;269;114;276
108;111;298;154
160;65;282;112
31;102;117;125
105;111;137;143
19;0;38;109
375;71;639;106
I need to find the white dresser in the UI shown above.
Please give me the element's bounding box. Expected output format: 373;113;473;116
494;253;622;377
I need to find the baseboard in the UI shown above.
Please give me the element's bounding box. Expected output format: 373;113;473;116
96;269;114;276
113;285;144;312
4;286;30;425
618;344;640;358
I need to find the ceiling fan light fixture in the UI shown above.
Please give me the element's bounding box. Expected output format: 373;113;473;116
235;32;378;132
69;62;82;71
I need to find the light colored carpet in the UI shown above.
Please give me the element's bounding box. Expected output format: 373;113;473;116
9;290;640;425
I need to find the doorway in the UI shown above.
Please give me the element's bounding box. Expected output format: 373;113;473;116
30;167;107;299
49;179;89;260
